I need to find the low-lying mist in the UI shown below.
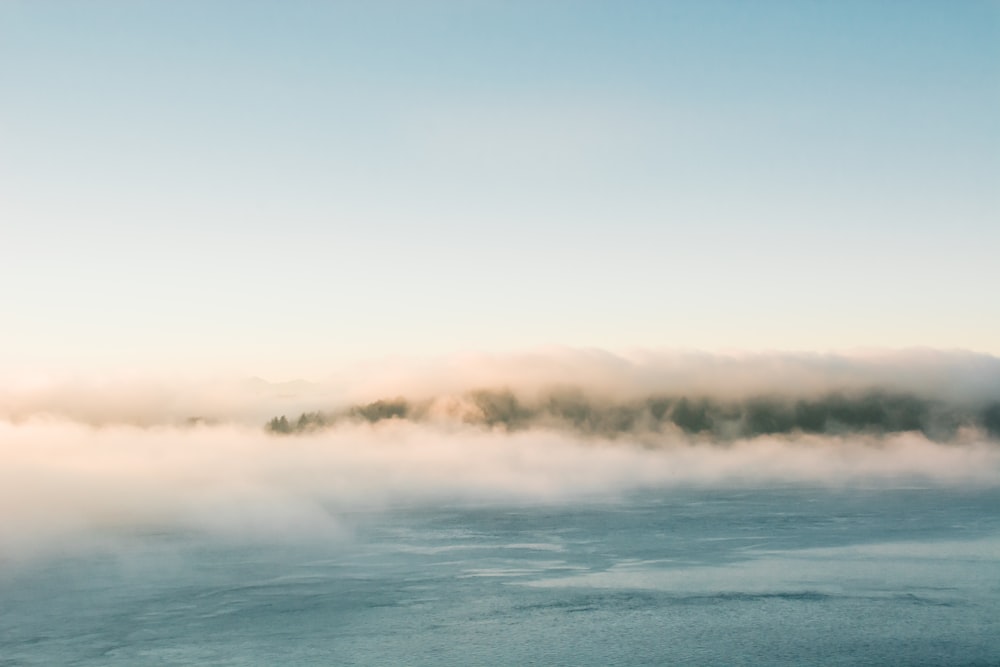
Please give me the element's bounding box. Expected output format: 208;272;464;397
2;349;999;561
4;349;999;431
3;420;999;562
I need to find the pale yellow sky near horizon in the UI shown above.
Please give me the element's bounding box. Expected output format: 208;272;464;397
3;2;997;378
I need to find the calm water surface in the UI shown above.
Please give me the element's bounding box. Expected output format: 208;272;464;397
3;486;999;666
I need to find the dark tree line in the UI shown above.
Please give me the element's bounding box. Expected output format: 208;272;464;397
266;390;1000;441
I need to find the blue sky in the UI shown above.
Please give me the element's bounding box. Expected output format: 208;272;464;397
2;1;998;377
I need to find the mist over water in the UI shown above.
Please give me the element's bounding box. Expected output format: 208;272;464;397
1;350;998;556
3;350;1000;665
5;348;999;428
3;420;999;559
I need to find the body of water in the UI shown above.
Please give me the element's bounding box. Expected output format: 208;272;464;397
3;485;999;666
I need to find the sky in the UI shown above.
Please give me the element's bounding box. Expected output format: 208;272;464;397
2;1;998;379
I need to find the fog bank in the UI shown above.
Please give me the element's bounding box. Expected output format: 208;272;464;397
3;349;999;430
4;348;999;561
2;419;999;561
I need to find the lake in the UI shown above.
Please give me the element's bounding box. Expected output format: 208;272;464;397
3;484;998;666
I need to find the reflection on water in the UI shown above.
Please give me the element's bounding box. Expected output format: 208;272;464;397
3;486;999;666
